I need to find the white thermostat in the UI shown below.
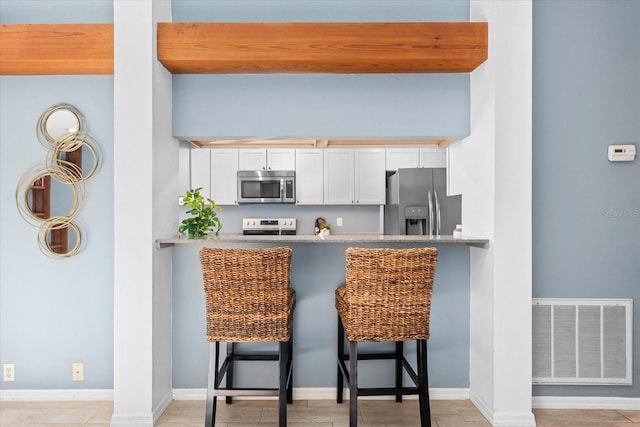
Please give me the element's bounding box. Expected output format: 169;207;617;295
608;144;636;162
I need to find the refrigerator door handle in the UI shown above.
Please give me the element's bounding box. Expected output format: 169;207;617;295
434;191;441;235
428;191;434;235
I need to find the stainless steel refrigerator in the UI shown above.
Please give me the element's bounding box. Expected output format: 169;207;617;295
384;168;461;235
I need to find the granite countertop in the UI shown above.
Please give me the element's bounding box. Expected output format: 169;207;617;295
156;233;489;249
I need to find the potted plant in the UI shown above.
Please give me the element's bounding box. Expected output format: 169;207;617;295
319;222;331;237
179;188;222;238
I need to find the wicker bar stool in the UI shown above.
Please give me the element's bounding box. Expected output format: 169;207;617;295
335;247;438;427
199;247;295;427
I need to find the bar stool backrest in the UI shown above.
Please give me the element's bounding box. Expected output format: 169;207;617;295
343;247;438;341
199;247;293;343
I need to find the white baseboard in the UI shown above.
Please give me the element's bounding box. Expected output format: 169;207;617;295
3;388;636;412
153;389;173;423
532;396;640;410
0;389;113;401
1;388;169;427
0;387;468;402
171;387;470;401
109;413;154;426
470;389;537;427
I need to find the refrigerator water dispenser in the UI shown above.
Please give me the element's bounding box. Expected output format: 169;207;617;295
405;206;428;235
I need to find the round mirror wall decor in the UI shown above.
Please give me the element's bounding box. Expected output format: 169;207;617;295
15;164;83;227
36;104;85;148
38;217;83;258
15;103;101;258
47;131;102;182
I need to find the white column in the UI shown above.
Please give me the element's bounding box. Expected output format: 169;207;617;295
466;1;535;425
112;0;175;425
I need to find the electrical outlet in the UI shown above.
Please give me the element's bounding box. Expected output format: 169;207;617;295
3;364;15;382
337;217;343;227
72;362;84;381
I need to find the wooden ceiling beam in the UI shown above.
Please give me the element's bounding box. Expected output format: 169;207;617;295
157;22;487;74
0;24;113;75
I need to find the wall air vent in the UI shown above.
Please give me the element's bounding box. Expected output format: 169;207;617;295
532;298;632;385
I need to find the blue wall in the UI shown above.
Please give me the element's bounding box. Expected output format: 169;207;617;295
171;0;469;23
0;0;112;23
0;77;115;389
173;74;470;140
532;0;640;397
171;1;471;140
0;1;114;391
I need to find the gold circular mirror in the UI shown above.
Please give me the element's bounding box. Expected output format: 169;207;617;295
47;131;102;182
16;165;83;227
37;104;86;148
38;218;83;258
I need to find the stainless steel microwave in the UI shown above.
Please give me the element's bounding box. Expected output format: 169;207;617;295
237;170;296;204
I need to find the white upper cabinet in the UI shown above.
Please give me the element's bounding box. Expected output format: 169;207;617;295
324;149;355;204
324;149;385;205
210;149;239;205
419;147;447;168
295;149;324;205
267;149;296;170
385;148;420;171
238;148;296;171
385;147;447;170
238;149;266;170
190;148;211;198
355;149;386;204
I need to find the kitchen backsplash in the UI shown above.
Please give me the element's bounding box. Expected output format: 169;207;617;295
178;204;382;235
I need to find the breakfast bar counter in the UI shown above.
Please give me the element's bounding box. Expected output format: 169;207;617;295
156;233;489;248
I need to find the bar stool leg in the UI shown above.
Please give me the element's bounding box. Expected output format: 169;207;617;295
279;341;288;427
395;341;403;402
349;340;358;427
205;342;219;427
287;335;294;404
417;339;431;427
226;342;234;404
337;316;345;403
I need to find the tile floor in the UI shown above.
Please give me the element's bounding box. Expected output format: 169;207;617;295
0;399;638;426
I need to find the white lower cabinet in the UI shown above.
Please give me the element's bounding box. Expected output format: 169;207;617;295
210;149;238;205
324;149;385;205
295;149;324;204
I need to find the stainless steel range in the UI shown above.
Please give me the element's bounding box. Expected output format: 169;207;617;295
242;218;297;235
